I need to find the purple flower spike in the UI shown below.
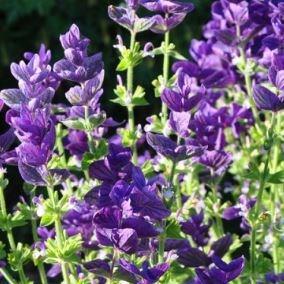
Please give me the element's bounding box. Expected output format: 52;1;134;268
119;259;169;284
161;71;201;112
180;211;210;247
96;228;138;254
59;24;90;53
253;85;284;112
265;272;284;283
146;132;204;162
169;111;191;137
223;195;256;231
198;150;232;176
0;128;15;167
130;186;170;220
150;13;188;34
194;256;245;284
177;246;211;267
126;0;140;10
140;0;194;14
140;0;194;33
54;24;103;83
210;234;233;258
108;5;156;33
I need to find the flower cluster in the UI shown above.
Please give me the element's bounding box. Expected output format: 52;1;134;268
0;1;283;284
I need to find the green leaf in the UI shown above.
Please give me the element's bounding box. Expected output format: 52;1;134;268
0;242;6;260
87;112;106;130
45;234;83;264
132;97;148;106
40;213;56;226
116;43;143;71
81;152;96;171
242;164;260;180
165;219;183;239
132;86;148;106
8;243;31;271
267;171;284;184
62;118;85;130
119;128;137;147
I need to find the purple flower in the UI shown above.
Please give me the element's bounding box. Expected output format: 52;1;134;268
150;13;188;34
140;0;194;14
177;234;233;268
223;195;256;231
226;103;254;138
8;107;55;167
265;272;284;283
146;132;204;162
0;44;58;111
0;128;16;167
119;259;169;284
161;71;201;112
64;130;88;159
194;255;245;284
130;185;170;220
253;85;284;112
83;259;111;275
210;234;233;258
180;211;210;247
126;0;140;10
96;227;138;254
140;0;194;33
198;150;232;176
89;142;133;183
54;24;103;83
63;200;98;249
108;5;156;33
188;103;228;151
169;111;191;137
65;70;104;106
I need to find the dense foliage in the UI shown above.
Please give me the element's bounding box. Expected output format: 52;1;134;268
0;0;283;283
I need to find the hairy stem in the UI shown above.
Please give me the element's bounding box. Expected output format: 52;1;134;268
127;31;137;164
158;159;177;263
270;114;281;273
161;30;170;126
56;124;73;193
211;182;224;238
0;177;28;284
250;114;276;283
30;189;48;284
0;267;17;284
84;106;96;154
47;186;71;284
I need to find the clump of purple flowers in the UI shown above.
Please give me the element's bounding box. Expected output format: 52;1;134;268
0;1;283;284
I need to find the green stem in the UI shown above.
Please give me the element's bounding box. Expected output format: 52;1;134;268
0;267;17;284
270;114;281;274
236;24;261;129
158;159;177;263
161;30;170;125
250;114;276;283
0;179;28;284
56;124;73;193
127;31;137;164
0;186;15;250
211;183;224;238
84;106;96;154
47;186;71;284
30;189;48;284
239;48;261;129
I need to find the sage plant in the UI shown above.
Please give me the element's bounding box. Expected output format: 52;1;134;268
0;1;283;284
